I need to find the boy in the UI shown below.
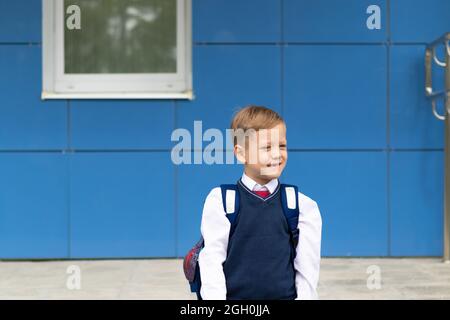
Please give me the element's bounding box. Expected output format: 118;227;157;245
198;105;322;300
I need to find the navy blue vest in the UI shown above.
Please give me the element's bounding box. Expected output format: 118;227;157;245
223;180;297;300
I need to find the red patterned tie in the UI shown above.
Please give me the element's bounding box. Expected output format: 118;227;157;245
253;186;270;198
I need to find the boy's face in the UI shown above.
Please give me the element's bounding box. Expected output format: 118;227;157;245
235;122;288;184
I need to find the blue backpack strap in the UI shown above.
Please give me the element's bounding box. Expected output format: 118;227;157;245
219;184;240;234
280;184;300;258
189;185;239;301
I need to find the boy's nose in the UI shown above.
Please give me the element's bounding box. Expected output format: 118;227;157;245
270;148;282;159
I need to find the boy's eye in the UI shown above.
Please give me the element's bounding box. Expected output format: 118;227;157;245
261;145;286;150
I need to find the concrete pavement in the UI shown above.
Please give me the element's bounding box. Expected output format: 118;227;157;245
0;258;449;300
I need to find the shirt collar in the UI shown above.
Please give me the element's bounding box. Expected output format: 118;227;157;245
241;172;279;194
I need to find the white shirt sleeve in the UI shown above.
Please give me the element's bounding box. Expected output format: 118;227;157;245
198;187;231;300
294;193;322;300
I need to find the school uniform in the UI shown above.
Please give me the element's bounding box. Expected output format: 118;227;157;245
198;173;322;300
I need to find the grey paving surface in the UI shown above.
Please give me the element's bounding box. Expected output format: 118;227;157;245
0;258;449;299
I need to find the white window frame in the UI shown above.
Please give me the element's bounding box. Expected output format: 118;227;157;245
42;0;193;100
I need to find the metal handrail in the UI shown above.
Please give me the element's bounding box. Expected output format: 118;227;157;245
425;33;450;121
425;33;450;263
425;32;450;50
431;100;447;121
433;47;447;67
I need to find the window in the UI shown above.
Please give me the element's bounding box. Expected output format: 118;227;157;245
43;0;192;99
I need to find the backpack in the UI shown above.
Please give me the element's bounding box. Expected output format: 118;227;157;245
183;183;300;300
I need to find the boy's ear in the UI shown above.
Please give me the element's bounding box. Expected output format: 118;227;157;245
234;144;246;164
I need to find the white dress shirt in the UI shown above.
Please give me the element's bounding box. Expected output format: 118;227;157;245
241;173;279;193
198;172;322;300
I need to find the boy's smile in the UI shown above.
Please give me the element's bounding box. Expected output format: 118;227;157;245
234;122;287;185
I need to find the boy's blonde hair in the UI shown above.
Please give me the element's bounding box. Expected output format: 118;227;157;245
230;105;285;147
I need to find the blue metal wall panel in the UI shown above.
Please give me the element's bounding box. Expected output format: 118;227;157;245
0;153;69;258
69;153;175;258
0;0;447;258
284;45;387;149
0;0;41;43
283;151;389;256
390;151;443;256
391;0;450;43
0;46;67;150
177;45;281;131
390;45;444;149
71;100;175;150
193;0;281;42
284;0;387;42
